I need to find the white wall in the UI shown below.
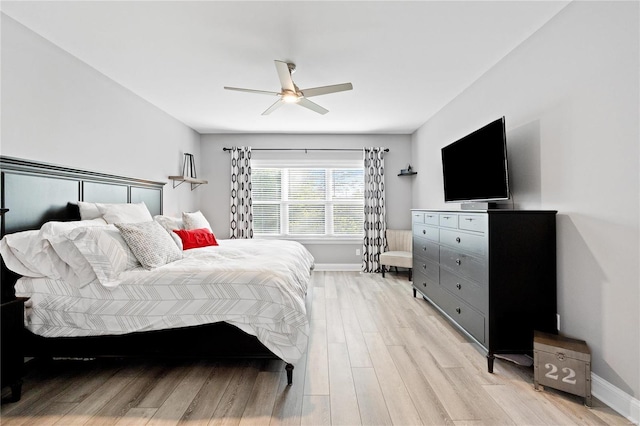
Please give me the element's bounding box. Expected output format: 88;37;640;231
200;133;413;265
1;14;200;215
411;0;639;407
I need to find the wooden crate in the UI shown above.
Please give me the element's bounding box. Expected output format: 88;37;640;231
533;330;592;406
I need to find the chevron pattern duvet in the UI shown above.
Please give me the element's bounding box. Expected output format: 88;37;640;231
15;239;314;363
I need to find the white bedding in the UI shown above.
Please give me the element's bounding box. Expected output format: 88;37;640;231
15;239;314;363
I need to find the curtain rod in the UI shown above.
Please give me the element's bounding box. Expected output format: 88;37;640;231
223;147;389;152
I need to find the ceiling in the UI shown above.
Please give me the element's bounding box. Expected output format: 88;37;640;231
1;1;569;134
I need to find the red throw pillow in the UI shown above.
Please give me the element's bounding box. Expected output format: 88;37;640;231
173;228;218;250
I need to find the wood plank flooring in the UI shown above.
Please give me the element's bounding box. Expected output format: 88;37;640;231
1;271;631;425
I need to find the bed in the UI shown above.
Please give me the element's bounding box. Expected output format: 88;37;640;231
0;156;313;391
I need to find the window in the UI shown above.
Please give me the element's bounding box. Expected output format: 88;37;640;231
252;162;364;239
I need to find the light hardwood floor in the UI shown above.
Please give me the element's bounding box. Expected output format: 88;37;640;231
1;271;631;425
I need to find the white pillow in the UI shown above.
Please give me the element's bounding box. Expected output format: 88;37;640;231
182;211;212;232
115;221;182;269
0;230;58;278
66;225;140;287
0;218;107;281
154;215;184;249
0;234;36;277
78;201;103;220
98;202;153;224
40;218;108;236
41;218;110;287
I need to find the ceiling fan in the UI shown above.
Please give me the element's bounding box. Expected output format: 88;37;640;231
224;60;353;115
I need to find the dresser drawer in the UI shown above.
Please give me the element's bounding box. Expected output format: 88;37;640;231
440;246;487;285
437;289;486;345
412;212;425;224
423;212;439;225
413;237;439;262
440;229;486;256
440;268;488;314
414;257;439;283
413;271;440;301
438;213;458;228
413;224;439;242
458;214;487;233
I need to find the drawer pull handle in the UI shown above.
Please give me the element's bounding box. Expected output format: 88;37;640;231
456;283;462;290
455;237;461;243
456;307;461;314
465;218;474;222
455;259;462;266
422;264;427;269
442;216;451;219
422;229;426;234
422;246;427;251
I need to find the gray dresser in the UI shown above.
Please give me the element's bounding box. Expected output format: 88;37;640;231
411;209;558;372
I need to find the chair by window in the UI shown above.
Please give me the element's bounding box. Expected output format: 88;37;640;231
379;229;412;280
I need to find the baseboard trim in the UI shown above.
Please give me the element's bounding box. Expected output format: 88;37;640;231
313;263;361;271
309;266;639;424
592;373;639;424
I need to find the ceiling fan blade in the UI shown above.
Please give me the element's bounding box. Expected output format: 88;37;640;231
301;83;353;98
262;100;285;115
297;98;329;115
224;86;280;96
274;60;296;92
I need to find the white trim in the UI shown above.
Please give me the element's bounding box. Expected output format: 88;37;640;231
314;263;361;271
592;373;639;424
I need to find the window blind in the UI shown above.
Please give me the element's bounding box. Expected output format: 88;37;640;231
253;165;364;238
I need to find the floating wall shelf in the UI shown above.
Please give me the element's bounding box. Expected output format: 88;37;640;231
398;171;417;176
168;176;208;190
169;153;207;190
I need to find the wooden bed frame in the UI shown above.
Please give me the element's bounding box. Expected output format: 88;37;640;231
0;156;296;390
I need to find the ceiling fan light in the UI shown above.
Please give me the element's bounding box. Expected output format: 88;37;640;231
281;92;299;103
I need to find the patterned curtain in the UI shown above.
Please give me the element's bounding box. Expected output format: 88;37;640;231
362;147;387;273
230;146;253;239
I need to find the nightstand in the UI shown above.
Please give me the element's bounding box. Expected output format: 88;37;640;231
1;297;27;402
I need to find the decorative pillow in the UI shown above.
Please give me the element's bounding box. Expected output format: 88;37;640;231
154;215;184;249
173;228;218;250
98;202;153;224
78;201;103;220
66;225;140;287
115;221;182;269
182;210;212;232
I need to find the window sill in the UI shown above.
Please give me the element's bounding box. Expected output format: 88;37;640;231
254;236;362;245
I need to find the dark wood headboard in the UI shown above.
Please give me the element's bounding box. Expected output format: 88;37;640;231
0;156;165;301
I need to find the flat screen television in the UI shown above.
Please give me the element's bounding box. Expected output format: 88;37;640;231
441;117;510;204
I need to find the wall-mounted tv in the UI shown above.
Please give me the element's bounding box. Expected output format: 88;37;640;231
441;117;510;204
